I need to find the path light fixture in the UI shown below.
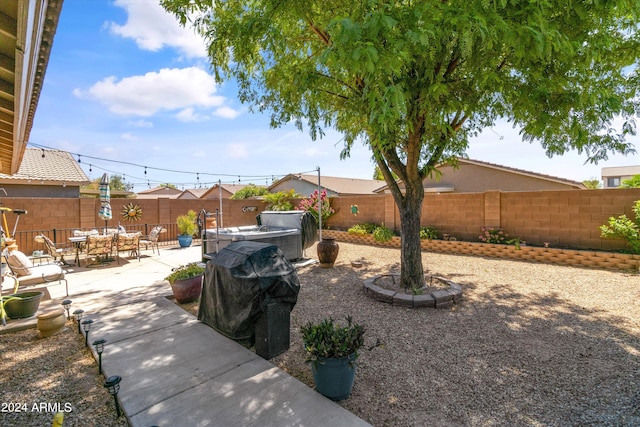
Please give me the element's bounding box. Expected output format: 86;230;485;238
73;309;84;334
82;319;93;346
61;299;72;320
93;338;106;375
104;375;122;417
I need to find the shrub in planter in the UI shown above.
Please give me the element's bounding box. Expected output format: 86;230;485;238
301;316;365;401
165;263;205;304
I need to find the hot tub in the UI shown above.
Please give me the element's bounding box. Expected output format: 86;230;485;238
206;225;303;261
204;211;317;261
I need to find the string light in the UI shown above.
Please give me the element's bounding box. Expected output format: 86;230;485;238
28;142;318;190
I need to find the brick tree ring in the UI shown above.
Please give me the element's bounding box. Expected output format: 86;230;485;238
363;274;463;309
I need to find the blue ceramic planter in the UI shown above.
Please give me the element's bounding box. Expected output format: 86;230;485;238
311;353;357;401
177;235;193;247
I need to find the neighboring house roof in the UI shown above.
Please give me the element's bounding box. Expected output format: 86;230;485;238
0;0;63;174
201;183;259;199
270;174;385;196
374;158;586;192
136;186;183;199
177;188;209;199
0;148;90;185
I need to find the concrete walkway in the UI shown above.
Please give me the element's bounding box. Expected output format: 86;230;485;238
1;245;371;427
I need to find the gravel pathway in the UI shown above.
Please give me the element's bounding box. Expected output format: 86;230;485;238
1;241;638;426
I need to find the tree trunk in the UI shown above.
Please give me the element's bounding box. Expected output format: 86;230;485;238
396;178;425;290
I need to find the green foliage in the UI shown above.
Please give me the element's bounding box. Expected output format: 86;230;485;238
176;210;198;236
420;226;439;240
373;166;398;181
347;223;378;235
301;316;365;361
599;201;640;254
621;175;640;189
479;226;508;244
263;189;299;211
230;184;269;199
582;179;602;189
373;225;394;242
164;263;205;284
162;0;640;287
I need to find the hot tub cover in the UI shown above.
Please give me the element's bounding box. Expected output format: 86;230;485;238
198;241;300;342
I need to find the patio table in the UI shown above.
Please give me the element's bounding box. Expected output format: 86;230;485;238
68;236;86;265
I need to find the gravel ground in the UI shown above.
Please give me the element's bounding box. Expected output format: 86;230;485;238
2;241;639;426
0;322;129;427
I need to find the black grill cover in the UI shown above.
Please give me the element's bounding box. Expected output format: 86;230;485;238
300;211;318;250
198;241;300;343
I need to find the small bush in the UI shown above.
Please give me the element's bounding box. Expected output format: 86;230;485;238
478;226;507;244
600;200;640;254
373;225;393;242
347;223;379;235
420;226;439;240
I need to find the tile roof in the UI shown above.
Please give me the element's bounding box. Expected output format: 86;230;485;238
373;157;586;192
0;148;90;185
271;174;385;195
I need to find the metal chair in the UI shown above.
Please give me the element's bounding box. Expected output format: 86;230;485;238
84;234;114;267
114;232;141;264
140;226;164;255
35;234;74;266
2;248;68;295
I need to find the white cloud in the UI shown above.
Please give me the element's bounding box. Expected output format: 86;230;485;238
129;119;153;128
76;67;226;117
227;143;249;159
213;106;241;119
121;132;137;141
176;107;207;122
108;0;207;59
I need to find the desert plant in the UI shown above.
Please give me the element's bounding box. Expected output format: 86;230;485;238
301;316;365;362
263;189;299;211
478;226;508;244
373;225;393;242
164;263;205;284
297;189;335;228
599;200;640;254
176;210;198;236
347;223;374;235
419;226;439;240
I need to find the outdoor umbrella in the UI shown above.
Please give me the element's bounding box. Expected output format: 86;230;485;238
98;173;112;233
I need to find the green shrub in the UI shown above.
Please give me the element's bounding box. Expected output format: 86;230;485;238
164;263;205;284
600;200;640;254
263;189;298;211
176;210;198;236
373;225;393;242
420;226;439;240
347;223;379;235
230;184;269;199
301;316;365;361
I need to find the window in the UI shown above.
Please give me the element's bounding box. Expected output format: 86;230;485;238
607;177;621;187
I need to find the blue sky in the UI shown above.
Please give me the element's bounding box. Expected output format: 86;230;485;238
29;0;639;190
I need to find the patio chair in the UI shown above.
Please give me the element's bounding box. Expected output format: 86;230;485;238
114;232;141;264
84;234;114;267
140;226;164;255
2;249;68;296
35;234;74;266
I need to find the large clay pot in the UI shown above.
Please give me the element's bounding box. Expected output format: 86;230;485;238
37;308;66;337
2;291;44;319
171;274;203;304
317;237;339;268
177;235;193;248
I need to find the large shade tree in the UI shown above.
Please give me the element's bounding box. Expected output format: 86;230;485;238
163;0;639;288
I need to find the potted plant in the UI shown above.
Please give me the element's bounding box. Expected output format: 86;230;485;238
301;316;365;401
165;262;205;304
1;291;45;325
176;210;198;247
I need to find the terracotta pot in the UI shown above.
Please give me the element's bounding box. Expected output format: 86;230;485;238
171;274;203;304
317;237;339;268
37;308;66;337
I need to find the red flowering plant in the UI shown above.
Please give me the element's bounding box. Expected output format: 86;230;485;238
297;189;335;228
479;226;508;244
